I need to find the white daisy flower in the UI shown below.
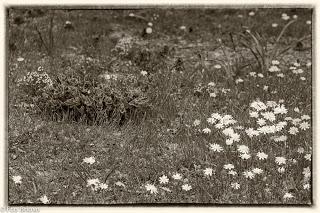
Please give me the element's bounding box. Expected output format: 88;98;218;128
261;111;276;122
252;168;263;174
145;184;158;194
193;119;201;126
182;184;192;191
257;118;266;126
301;115;311;120
228;170;237;176
304;154;311;161
297;147;305;154
223;164;235;170
289;127;299;135
240;153;251;160
243;171;255;179
12;175;22;184
39;195;50;204
202;128;211;134
237;145;249;154
275;156;286;165
204;168;213;176
83;156;96;165
303;183;310;190
283;192;294;199
159;175;169;184
209;143;223;152
231;182;240;189
300;122;310;130
256;152;268;160
172;173;182;180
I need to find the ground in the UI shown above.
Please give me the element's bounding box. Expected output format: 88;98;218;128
8;7;312;205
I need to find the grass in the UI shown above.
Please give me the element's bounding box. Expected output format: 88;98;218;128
8;7;312;205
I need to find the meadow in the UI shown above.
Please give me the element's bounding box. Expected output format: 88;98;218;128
8;7;313;205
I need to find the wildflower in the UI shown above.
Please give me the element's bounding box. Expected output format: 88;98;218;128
12;175;22;184
202;128;211;134
224;164;235;170
39;195;50;204
83;156;96;165
243;171;255;179
228;170;237;176
115;181;126;187
289;127;299;135
278;167;285;173
145;184;158;194
237;145;249;154
211;113;222;120
172;173;182;180
272;60;280;65
297;147;305;154
240;153;251;160
257;152;268;160
193;119;201;126
225;138;234;145
285;116;292;121
231;182;240;189
208;82;216;87
273;135;287;142
257;73;264;78
306;62;312;67
249;72;256;76
238;14;243;18
303;183;310;190
306;20;312;25
292;118;301;125
204;168;213;176
294;107;300;113
301;115;311;120
245;128;260;138
249;111;259;118
17;57;24;62
300;77;306;81
252;168;263;174
261;111;276;122
179;25;186;30
282;14;290;21
263;85;269;91
302;167;311;179
275;156;286;165
257;118;266;126
293;62;301;67
272;23;278;27
146;27;152;34
141;70;148;76
161;187;172;192
209;93;217;98
99;183;108;190
289;66;296;70
248;11;255;16
207;117;216;124
87;178;101;190
296;68;304;74
209;143;223;152
235;78;244;84
159;175;169;184
214;64;222;69
269;65;280;72
283;192;294;199
148;22;153;27
304;154;311;161
129;13;135;17
293;15;298;19
300;122;310;130
182;184;192;191
277;73;285;78
250;100;267;111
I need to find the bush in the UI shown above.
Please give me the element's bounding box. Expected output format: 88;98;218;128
18;66;151;125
